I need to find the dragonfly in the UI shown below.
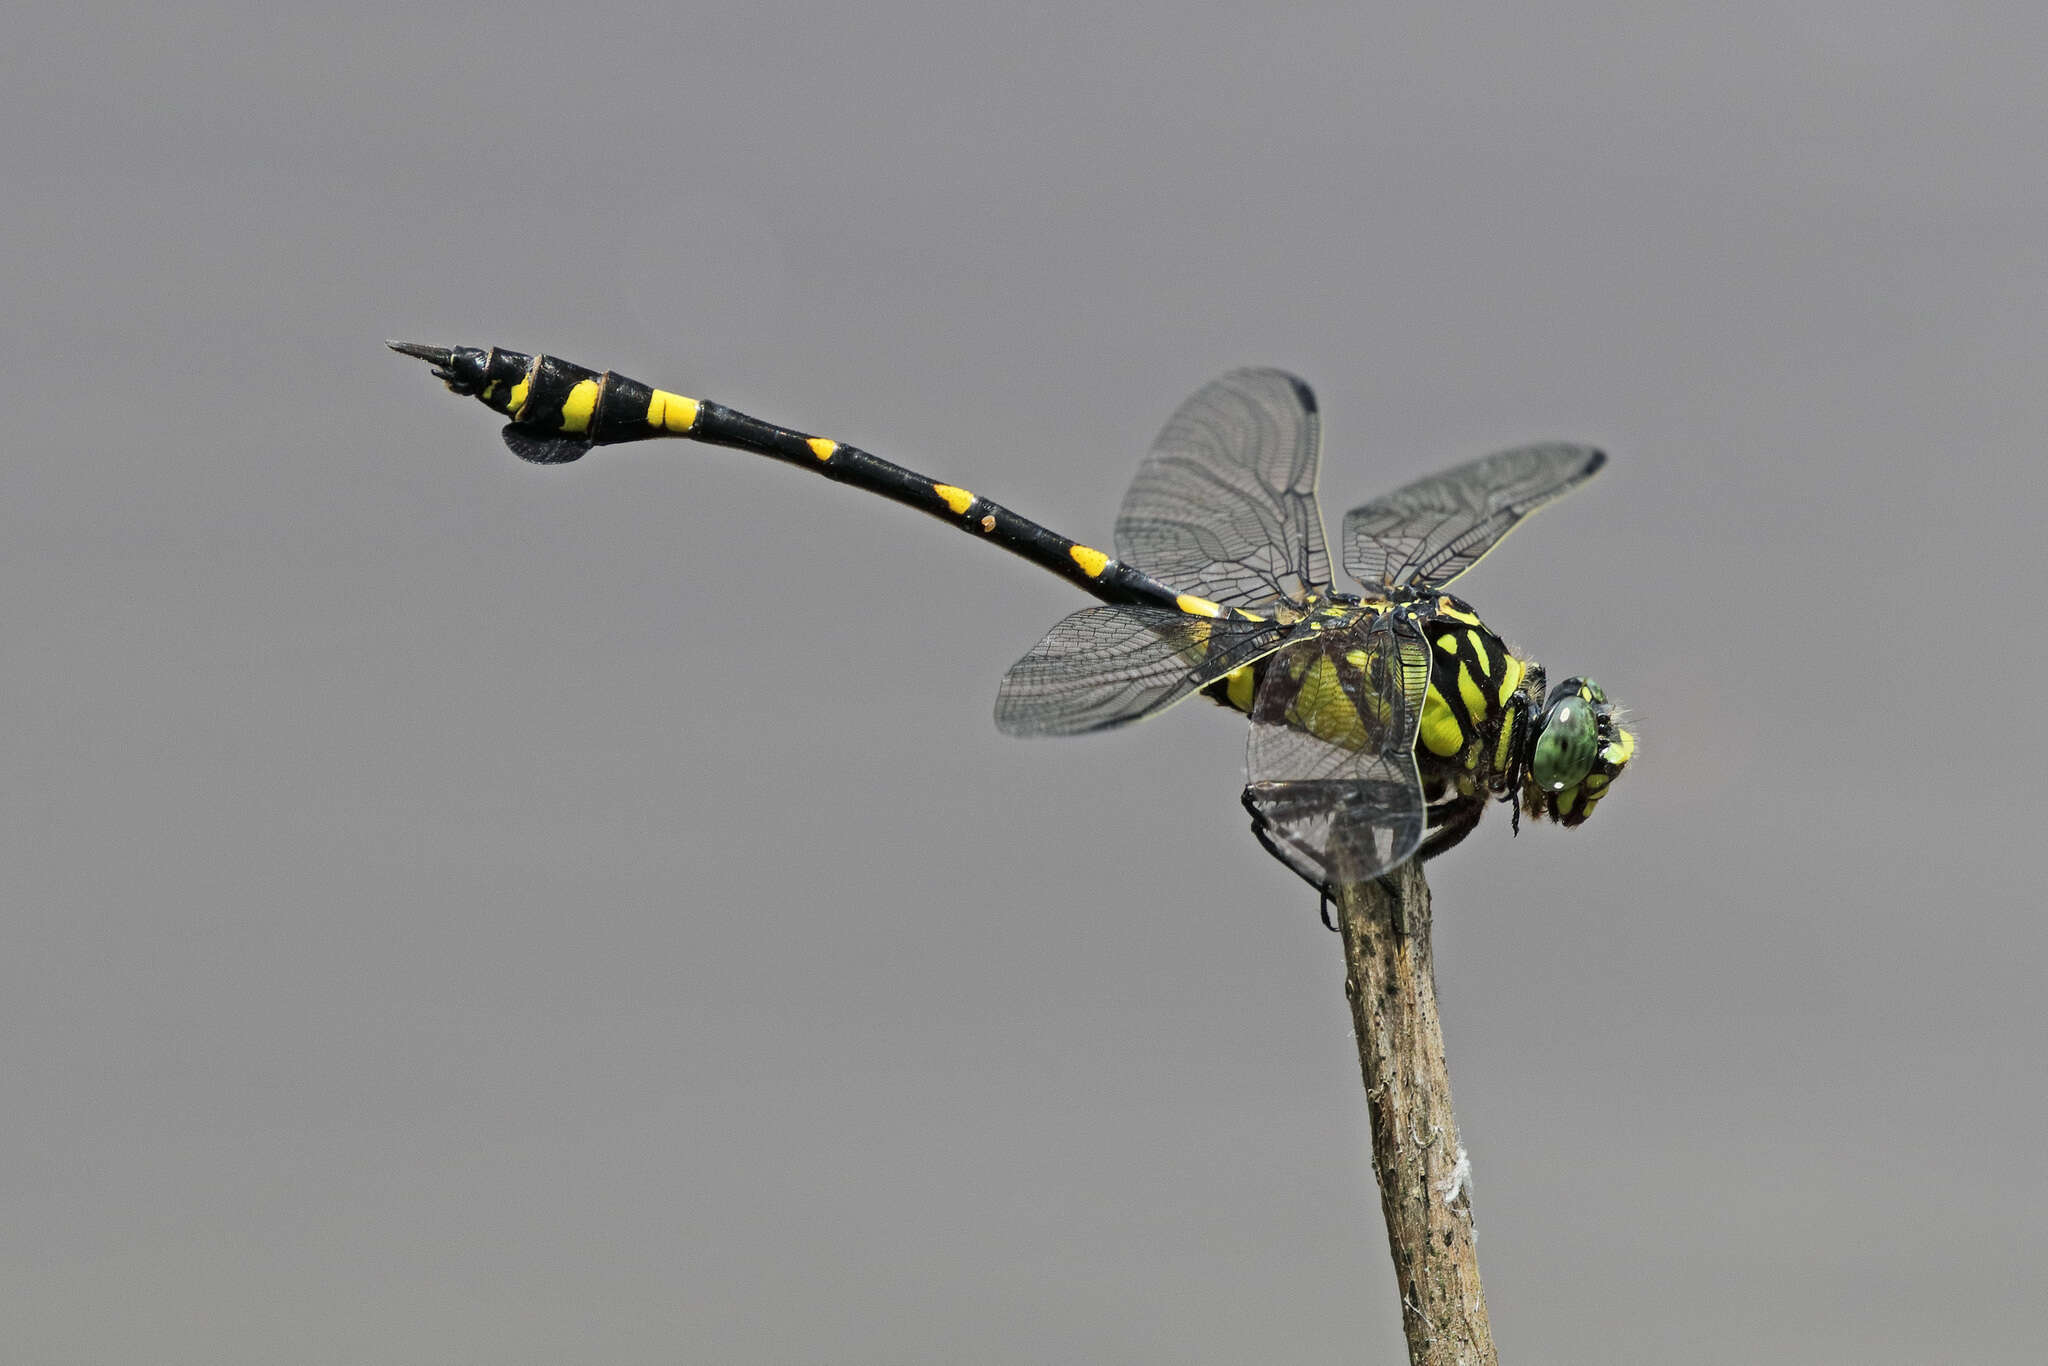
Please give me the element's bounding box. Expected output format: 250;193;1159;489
392;342;1634;908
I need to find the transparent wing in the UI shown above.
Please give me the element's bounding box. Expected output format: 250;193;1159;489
995;605;1299;737
1243;621;1431;887
1340;444;1606;591
1115;369;1332;609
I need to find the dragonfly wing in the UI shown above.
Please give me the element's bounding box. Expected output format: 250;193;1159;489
1243;621;1431;887
1340;443;1605;591
995;605;1298;737
1115;369;1333;609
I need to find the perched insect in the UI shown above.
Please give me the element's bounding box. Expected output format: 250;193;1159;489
392;343;1634;905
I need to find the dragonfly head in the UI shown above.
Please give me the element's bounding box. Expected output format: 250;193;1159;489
1523;676;1633;827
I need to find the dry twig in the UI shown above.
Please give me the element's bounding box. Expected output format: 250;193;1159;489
1337;862;1495;1365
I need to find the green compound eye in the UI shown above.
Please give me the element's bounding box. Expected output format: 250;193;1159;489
1532;695;1599;793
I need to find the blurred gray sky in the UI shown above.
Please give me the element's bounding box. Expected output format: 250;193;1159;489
5;4;2045;1362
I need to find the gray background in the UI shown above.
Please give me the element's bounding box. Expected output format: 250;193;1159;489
6;4;2043;1363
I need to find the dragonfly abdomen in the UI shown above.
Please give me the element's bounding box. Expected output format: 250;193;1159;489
393;342;1216;613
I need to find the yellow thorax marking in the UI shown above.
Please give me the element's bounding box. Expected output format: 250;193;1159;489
1436;633;1458;654
807;437;838;461
1175;593;1225;618
1457;662;1489;724
1069;544;1110;577
933;484;975;515
1419;685;1464;757
1343;648;1393;724
647;388;700;433
1497;655;1526;707
1467;630;1491;677
1437;598;1481;626
1288;656;1368;749
559;379;600;433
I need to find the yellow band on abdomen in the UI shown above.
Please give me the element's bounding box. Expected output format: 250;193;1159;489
559;379;599;433
647;388;700;433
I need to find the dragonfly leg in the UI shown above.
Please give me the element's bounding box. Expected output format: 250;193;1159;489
1417;794;1486;863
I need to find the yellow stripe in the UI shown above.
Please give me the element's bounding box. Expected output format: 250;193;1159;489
1287;657;1368;749
1457;662;1488;723
1175;593;1224;618
645;389;700;433
1494;712;1517;771
1467;630;1491;677
1497;654;1525;707
807;437;838;461
509;354;540;420
1069;544;1110;577
1225;664;1255;713
559;379;600;433
933;483;975;515
1436;633;1458;654
1419;685;1464;757
1234;608;1267;621
1438;600;1482;626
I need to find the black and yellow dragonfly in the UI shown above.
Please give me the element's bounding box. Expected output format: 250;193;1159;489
393;343;1634;900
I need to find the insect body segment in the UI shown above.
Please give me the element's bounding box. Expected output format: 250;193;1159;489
394;342;1634;894
389;341;1194;613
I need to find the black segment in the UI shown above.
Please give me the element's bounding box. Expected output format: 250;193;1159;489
681;401;1193;611
515;353;602;427
589;373;658;445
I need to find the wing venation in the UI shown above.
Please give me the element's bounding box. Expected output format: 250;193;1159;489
995;605;1297;737
1115;369;1332;608
1340;443;1604;590
1243;621;1431;886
